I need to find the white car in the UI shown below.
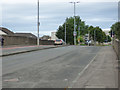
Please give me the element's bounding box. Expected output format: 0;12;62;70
54;39;65;45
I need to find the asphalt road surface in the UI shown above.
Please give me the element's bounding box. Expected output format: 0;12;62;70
2;46;102;88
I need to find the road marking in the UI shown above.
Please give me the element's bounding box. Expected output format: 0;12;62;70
70;52;99;88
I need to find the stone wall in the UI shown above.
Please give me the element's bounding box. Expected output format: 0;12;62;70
113;39;120;60
2;35;54;46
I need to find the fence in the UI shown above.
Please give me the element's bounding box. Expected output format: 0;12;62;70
2;35;54;46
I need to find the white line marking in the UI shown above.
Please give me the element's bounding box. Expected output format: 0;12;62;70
70;52;99;88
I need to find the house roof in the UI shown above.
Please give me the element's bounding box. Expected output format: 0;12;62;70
0;30;7;35
40;35;51;40
14;33;37;38
0;27;14;35
0;27;37;38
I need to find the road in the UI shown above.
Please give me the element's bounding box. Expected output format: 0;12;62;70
2;46;117;88
2;45;56;56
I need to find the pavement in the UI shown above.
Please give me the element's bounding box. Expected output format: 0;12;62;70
2;46;118;88
72;46;118;88
0;45;63;57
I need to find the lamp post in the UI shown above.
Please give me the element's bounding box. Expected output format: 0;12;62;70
88;30;90;46
70;1;80;45
78;24;80;45
37;0;40;46
65;20;67;45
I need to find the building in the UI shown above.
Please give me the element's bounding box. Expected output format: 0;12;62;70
0;27;37;39
0;30;7;35
40;35;51;40
104;30;110;36
14;33;37;39
51;32;58;40
0;27;14;36
84;34;89;41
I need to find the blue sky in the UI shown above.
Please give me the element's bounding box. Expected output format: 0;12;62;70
1;0;119;36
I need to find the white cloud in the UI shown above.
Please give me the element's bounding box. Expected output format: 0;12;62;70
2;0;119;5
15;30;56;37
85;18;117;22
2;0;117;36
103;28;110;31
20;16;51;21
0;1;2;25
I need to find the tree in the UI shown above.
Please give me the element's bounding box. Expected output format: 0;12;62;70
88;26;106;44
77;35;84;43
56;16;88;45
110;22;120;40
106;35;111;42
56;16;106;45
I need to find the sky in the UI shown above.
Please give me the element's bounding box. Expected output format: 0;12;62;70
1;0;119;36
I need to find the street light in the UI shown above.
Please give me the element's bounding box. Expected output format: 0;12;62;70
88;30;90;46
65;19;67;45
37;0;40;46
78;21;80;45
70;1;80;45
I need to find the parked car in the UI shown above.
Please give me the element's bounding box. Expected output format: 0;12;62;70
54;39;65;45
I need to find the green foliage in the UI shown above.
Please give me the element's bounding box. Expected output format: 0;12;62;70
88;26;106;43
56;16;107;45
77;36;84;43
56;16;89;45
111;22;120;40
106;35;111;42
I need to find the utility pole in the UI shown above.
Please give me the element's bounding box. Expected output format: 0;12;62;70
70;1;79;45
78;23;80;45
65;20;66;45
94;29;96;46
37;0;40;46
112;27;115;45
88;30;90;46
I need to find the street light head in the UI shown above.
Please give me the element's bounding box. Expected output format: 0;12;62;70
69;1;80;4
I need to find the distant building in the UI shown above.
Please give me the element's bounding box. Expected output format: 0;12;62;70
103;29;110;36
14;33;37;39
40;35;51;40
104;30;110;36
0;27;37;39
51;32;58;40
84;34;89;41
